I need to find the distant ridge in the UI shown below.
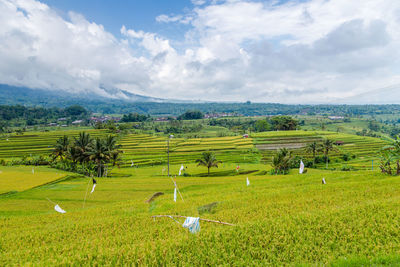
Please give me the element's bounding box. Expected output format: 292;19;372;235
0;84;169;106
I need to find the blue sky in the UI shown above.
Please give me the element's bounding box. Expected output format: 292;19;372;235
0;0;399;103
41;0;191;36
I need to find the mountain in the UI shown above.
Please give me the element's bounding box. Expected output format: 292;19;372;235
0;84;168;106
333;84;400;104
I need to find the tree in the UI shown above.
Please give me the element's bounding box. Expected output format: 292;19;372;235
74;132;93;163
306;141;320;164
67;146;80;167
254;120;270;132
51;135;70;161
271;148;293;174
104;135;123;174
379;150;394;175
321;139;337;168
195;152;222;176
177;110;204;120
121;113;149;122
269;116;298;131
86;138;110;177
64;105;87;117
381;136;400;175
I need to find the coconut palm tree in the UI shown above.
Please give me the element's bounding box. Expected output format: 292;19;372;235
382;136;400;174
306;141;320;163
104;135;121;152
74;132;93;163
86;138;110;177
321;139;337;168
379;150;395;175
271;148;293;174
51;135;70;161
67;146;80;166
195;152;222;176
103;135;123;175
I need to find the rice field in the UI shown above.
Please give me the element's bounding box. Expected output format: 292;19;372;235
120;134;257;166
0;166;68;194
0;164;400;265
0;129;390;171
0;129;107;159
0;129;397;265
253;130;389;169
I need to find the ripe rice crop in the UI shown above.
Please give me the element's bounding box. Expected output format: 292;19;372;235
0;165;399;265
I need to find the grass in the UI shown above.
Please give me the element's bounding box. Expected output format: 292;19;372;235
1;163;400;265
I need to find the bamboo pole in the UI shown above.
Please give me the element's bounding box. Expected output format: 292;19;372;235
151;215;235;226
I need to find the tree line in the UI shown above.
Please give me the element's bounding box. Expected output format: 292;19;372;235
51;132;122;177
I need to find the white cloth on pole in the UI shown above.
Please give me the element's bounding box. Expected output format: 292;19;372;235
54;204;66;213
131;160;134;167
299;160;304;174
90;184;96;194
322;178;326;184
179;164;184;176
174;187;177;202
182;217;200;233
32;168;34;174
246;177;250;186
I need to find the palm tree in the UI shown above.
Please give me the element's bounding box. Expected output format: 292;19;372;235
74;132;92;163
195;152;222;176
104;135;123;175
67;146;80;166
382;136;400;174
321;139;336;168
51;135;70;161
380;150;395;175
104;135;121;152
86;138;110;177
271;148;293;174
306;141;320;163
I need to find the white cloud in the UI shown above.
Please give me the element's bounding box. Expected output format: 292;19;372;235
1;0;400;103
155;14;183;23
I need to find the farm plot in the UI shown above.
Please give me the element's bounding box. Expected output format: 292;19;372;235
0;166;69;194
1;167;400;265
0;130;107;159
253;130;389;169
119;134;258;166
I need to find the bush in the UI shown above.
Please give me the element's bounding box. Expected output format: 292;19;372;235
314;155;330;164
340;165;353;171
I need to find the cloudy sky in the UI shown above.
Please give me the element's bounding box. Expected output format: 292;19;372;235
0;0;399;103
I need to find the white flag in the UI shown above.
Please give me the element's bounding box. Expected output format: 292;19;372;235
54;204;66;213
182;217;200;234
90;184;96;194
131;160;134;167
299;160;304;174
246;177;250;186
174;187;177;202
179;165;184;176
32;168;34;174
322;178;326;184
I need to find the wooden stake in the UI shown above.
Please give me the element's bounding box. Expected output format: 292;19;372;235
151;215;235;226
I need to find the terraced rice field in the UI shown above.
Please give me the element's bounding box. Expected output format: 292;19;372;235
0;166;69;194
1;165;400;265
0;130;107;159
0;129;390;170
0;130;256;166
120;134;257;166
253;131;389;169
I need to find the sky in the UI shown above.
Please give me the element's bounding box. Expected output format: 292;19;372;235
0;0;399;104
